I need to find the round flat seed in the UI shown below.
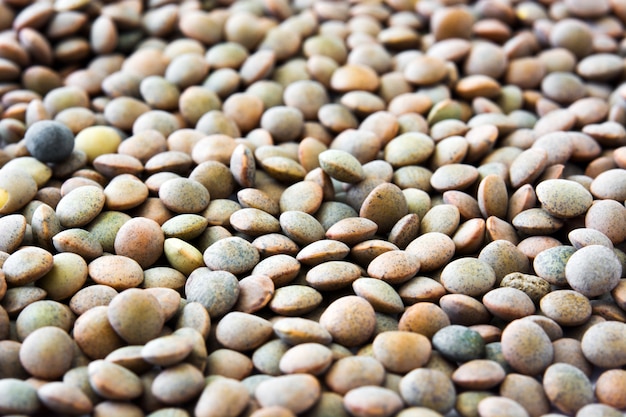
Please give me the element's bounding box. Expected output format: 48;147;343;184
500;272;551;304
352;277;404;314
230;144;256;189
565;245;622;297
543;363;594;415
398;302;450;338
185;268;239;318
430;163;479;192
533;245;575;286
52;228;103;260
296;239;350;266
306;261;363;291
453;218;486;254
19;326;74;380
421;204;461;236
88;255;144;290
74;126;122;163
273;317;332;345
280;211;325;246
318;149;365;183
319;295;376;347
512;208;564;235
279;343;333;375
0;214;27;253
237;188;280;216
69;285;118;316
159;178;210;214
152;363;205;405
398;276;446;305
261;156;307;183
107;288;164;345
114;217;164;269
88;359;143;401
501;319;553;376
590;168;626;200
37;252;89;301
161;214;208;240
499;373;551;417
477;174;508;219
432;325;485;363
440;257;496;297
452;359;506;390
477;397;530;417
477;240;531;285
568;228;613;249
252;233;300;257
37;381;93;415
215;312;273;352
206;348;253;380
482;287;536;321
343;386;403;417
509;148;548;188
399;368;456;414
350;239;399;267
141;334;194;367
325;217;378;246
104;178;149;210
55;185;105;227
268;284;321;316
24;120;74;163
255;374;321;414
251;254;301;287
15;300;74;342
142;266;186;290
595;369;626;409
536;179;593;218
279;180;323;214
195;377;249;417
86;211;132;253
203;236;260;275
581;321;626;368
367;250;420;285
540;290;591;327
235;274;274;314
405;232;455;272
3;157;52;188
163;238;204;276
3;246;53;286
325;355;385;396
373;330;431;374
384;132;435;168
360;182;408;233
404;55;448;85
585;200;626;244
230;208;281;237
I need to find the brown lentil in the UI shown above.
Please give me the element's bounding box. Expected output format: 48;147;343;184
1;2;626;416
543;363;594;415
501;319;554;376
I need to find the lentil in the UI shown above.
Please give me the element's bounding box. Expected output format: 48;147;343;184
1;1;626;415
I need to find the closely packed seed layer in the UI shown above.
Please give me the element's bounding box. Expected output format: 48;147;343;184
1;0;626;416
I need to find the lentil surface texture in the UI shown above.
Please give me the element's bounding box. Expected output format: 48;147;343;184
2;0;626;416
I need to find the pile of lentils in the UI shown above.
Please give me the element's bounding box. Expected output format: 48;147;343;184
3;0;626;416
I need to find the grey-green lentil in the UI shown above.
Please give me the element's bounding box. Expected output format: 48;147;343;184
2;2;626;416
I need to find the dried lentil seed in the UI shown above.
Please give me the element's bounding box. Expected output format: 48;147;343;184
2;1;626;415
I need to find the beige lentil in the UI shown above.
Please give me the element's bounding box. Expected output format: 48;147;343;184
2;2;626;416
543;363;594;415
501;319;554;376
